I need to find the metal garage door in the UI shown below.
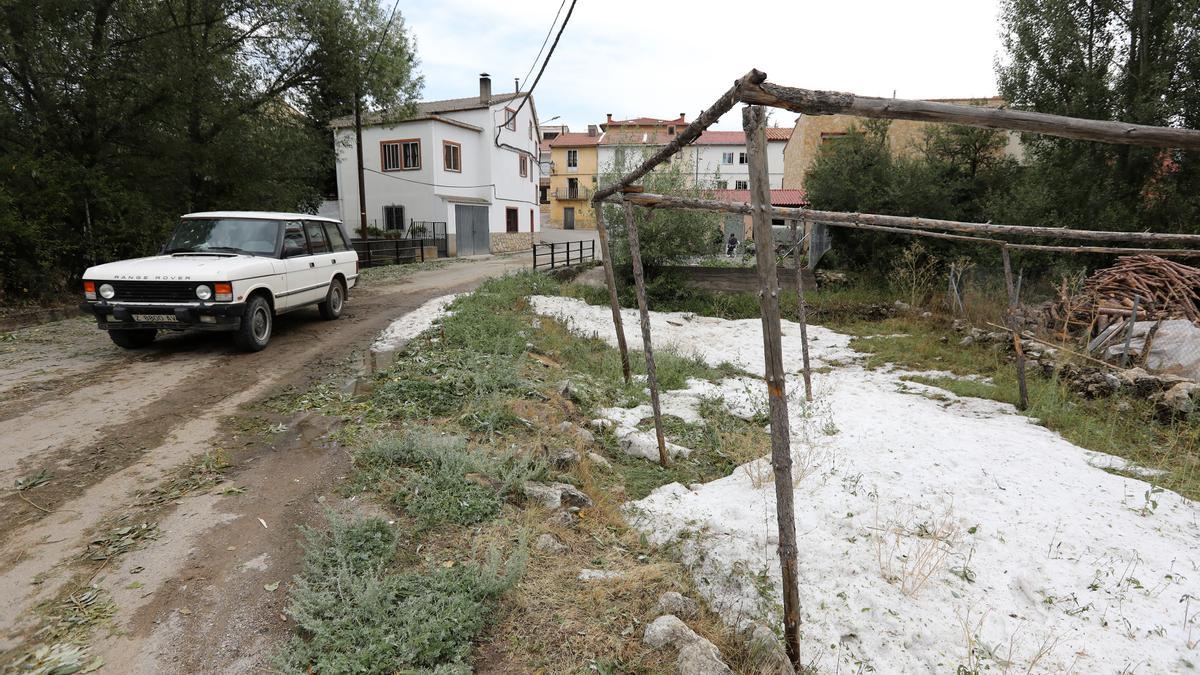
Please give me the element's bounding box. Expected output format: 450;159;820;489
454;205;490;256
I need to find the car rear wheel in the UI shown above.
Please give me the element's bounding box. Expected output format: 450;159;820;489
318;279;346;320
233;295;272;352
108;329;157;349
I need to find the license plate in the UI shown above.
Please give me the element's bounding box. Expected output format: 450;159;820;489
132;314;177;322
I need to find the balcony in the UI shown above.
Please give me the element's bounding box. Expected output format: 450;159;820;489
552;188;588;201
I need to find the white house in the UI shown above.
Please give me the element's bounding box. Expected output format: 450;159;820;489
331;74;540;256
691;129;790;189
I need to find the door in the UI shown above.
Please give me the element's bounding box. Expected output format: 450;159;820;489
454;205;490;256
280;220;318;310
322;222;357;288
563;207;575;230
303;221;338;302
505;208;518;233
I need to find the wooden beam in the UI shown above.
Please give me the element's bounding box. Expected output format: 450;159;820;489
1005;243;1200;257
790;221;813;402
739;81;1200;151
591;69;767;207
609;192;1200;247
594;202;631;383
745;105;802;667
624;200;669;468
1001;245;1029;411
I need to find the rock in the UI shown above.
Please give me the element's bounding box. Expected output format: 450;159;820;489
523;482;593;509
552;449;580;470
589;418;614;430
587;452;612;469
530;318;542;329
1119;367;1190;396
1153;382;1196;419
643;615;699;649
654;592;699;619
546;510;576;527
578;569;623;581
920;311;933;319
558;381;579;403
557;421;596;445
677;641;734;675
744;623;795;675
958;336;975;347
534;533;568;553
1143;320;1200;382
893;300;911;311
620;431;692;461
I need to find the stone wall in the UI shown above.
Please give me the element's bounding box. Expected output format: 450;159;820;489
489;232;535;254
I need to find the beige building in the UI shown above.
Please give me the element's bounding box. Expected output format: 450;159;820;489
782;97;1023;191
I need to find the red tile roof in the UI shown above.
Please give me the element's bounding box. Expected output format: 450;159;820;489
710;189;808;207
548;132;602;147
695;129;791;144
600;130;675;145
605;115;686;127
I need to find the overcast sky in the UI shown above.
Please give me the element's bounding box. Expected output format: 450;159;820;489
405;0;1006;131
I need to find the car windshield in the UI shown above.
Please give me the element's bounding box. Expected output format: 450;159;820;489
165;218;281;256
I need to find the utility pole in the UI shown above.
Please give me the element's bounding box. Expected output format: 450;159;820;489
355;90;368;239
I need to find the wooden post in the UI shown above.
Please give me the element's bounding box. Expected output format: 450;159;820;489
744;105;802;666
790;221;813;402
596;201;632;383
1121;295;1141;367
624;199;669;468
1001;245;1029;411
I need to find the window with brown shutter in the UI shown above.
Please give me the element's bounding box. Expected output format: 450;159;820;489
381;139;420;171
443;141;461;172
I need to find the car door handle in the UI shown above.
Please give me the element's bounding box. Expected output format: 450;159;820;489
309;261;315;268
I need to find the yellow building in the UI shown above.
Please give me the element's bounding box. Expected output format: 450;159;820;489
782;97;1023;191
547;127;602;230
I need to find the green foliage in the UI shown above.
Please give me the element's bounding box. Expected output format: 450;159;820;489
598;147;724;273
354;431;545;528
276;511;525;673
0;0;421;302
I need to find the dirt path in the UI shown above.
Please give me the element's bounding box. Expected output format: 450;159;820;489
0;256;529;671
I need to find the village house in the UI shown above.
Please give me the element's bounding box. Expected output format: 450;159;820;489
782;96;1024;191
330;74;540;256
546;125;602;229
692;129;791;189
537;123;568;225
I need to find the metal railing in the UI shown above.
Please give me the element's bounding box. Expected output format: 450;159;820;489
552;188;586;200
352;238;427;267
532;240;596;270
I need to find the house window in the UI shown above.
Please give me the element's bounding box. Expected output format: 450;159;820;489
381;139;420;171
716;180;728;189
567;149;578;168
738;152;748;165
667;126;676;135
721;152;734;164
519;155;528;177
529;208;534;232
528;120;533;140
443;141;461;172
504;107;517;131
506;207;519;233
383;205;405;231
735;180;748;190
539;186;549;203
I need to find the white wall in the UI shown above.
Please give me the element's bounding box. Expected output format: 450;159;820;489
692;141;786;189
333;97;540;242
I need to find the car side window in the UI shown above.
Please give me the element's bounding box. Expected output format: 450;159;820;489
323;222;349;252
305;221;331;254
282;221;308;257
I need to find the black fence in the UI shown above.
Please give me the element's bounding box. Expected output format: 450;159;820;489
352;238;428;267
409;220;448;258
533;240;596;270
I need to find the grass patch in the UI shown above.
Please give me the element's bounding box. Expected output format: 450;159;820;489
276;511;525;674
357;258;454;284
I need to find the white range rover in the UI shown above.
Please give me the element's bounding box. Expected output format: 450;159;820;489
80;211;359;351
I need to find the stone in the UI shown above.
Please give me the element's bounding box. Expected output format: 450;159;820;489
677;641;734;675
523;481;592;509
951;319;968;333
893;300;911;311
578;569;623;581
1143;320;1200;382
552;449;580;470
587;452;612;469
546;510;576;527
558;381;580;403
643;615;699;649
958;336;975;347
744;623;795;675
1154;382;1196;419
589;418;614;430
654;592;699;619
534;533;568;553
557;421;596;445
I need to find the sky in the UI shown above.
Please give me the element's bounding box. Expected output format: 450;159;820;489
404;0;1007;132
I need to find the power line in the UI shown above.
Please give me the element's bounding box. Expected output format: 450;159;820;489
499;0;578;137
519;0;568;93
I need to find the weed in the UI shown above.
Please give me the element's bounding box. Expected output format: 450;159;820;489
889;242;941;308
136;450;228;506
14;468;52;491
874;500;960;598
276;511;525;673
83;523;159;562
2;642;104;674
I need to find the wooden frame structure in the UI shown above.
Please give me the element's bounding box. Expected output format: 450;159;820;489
588;68;1200;667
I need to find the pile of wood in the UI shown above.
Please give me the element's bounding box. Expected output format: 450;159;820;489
1048;255;1200;335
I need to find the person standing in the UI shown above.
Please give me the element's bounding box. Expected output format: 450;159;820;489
726;232;739;256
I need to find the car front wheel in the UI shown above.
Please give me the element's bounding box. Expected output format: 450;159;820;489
109;329;157;349
318;279;346;320
234;296;272;352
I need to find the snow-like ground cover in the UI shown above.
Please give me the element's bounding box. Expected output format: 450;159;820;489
372;294;460;352
530;295;1200;674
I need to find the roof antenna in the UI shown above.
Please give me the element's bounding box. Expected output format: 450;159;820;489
515;77;520;93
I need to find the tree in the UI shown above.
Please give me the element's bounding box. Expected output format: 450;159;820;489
0;0;421;302
995;0;1200;235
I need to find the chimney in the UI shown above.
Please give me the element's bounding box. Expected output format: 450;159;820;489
606;113;612;123
479;73;491;103
514;77;520;92
680;113;686;122
587;124;598;137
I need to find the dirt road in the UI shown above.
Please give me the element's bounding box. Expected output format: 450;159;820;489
0;255;529;672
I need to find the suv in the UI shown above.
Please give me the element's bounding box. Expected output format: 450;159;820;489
80;211;359;351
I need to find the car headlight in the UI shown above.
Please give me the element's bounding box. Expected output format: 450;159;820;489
195;284;212;300
99;283;115;300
